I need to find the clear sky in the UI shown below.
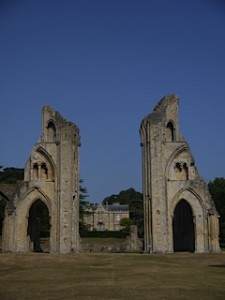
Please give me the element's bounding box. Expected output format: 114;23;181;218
0;0;225;202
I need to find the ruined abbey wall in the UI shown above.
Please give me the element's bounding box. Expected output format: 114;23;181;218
1;106;80;253
0;96;221;255
140;95;220;253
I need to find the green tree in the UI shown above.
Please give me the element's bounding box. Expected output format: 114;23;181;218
79;179;90;235
119;217;133;233
208;177;225;243
0;166;24;235
102;188;144;237
0;166;24;183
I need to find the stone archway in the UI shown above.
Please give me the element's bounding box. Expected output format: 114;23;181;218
173;199;195;252
27;199;50;252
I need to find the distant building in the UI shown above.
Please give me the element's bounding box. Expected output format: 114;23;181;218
84;203;129;231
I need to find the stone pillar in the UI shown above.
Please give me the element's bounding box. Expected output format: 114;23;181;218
124;225;142;252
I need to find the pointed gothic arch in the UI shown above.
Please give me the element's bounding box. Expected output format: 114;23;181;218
166;121;175;142
34;147;57;181
27;199;50;252
164;145;195;181
173;199;195;252
47;121;56;142
14;187;52;252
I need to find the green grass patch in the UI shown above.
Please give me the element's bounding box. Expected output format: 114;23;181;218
0;252;225;299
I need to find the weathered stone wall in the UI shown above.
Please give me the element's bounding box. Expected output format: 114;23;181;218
80;226;143;253
124;225;143;251
140;95;220;253
1;106;80;254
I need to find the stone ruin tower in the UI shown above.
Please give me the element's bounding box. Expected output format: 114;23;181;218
1;106;80;253
140;95;220;253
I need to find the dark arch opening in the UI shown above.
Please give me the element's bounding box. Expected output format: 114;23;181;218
173;199;195;252
166;122;175;142
40;163;48;180
27;200;50;252
33;163;38;180
47;121;56;142
0;195;7;250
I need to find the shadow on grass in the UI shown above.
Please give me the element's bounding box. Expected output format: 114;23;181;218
209;264;225;268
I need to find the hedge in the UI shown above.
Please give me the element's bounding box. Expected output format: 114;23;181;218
80;231;129;238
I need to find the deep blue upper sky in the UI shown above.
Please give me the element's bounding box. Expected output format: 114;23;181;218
1;0;225;202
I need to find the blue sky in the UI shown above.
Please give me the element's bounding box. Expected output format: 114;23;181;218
0;0;225;202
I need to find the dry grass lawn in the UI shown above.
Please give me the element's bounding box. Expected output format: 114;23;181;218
0;252;225;300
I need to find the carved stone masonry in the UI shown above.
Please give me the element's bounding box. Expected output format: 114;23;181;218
0;106;80;253
140;95;220;253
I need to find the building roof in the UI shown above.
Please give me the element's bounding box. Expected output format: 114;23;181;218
107;204;129;212
88;203;129;212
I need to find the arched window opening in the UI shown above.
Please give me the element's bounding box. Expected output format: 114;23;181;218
47;121;56;142
33;163;39;180
27;200;50;253
166;122;175;142
173;199;195;252
175;162;182;172
174;162;189;180
40;163;48;180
